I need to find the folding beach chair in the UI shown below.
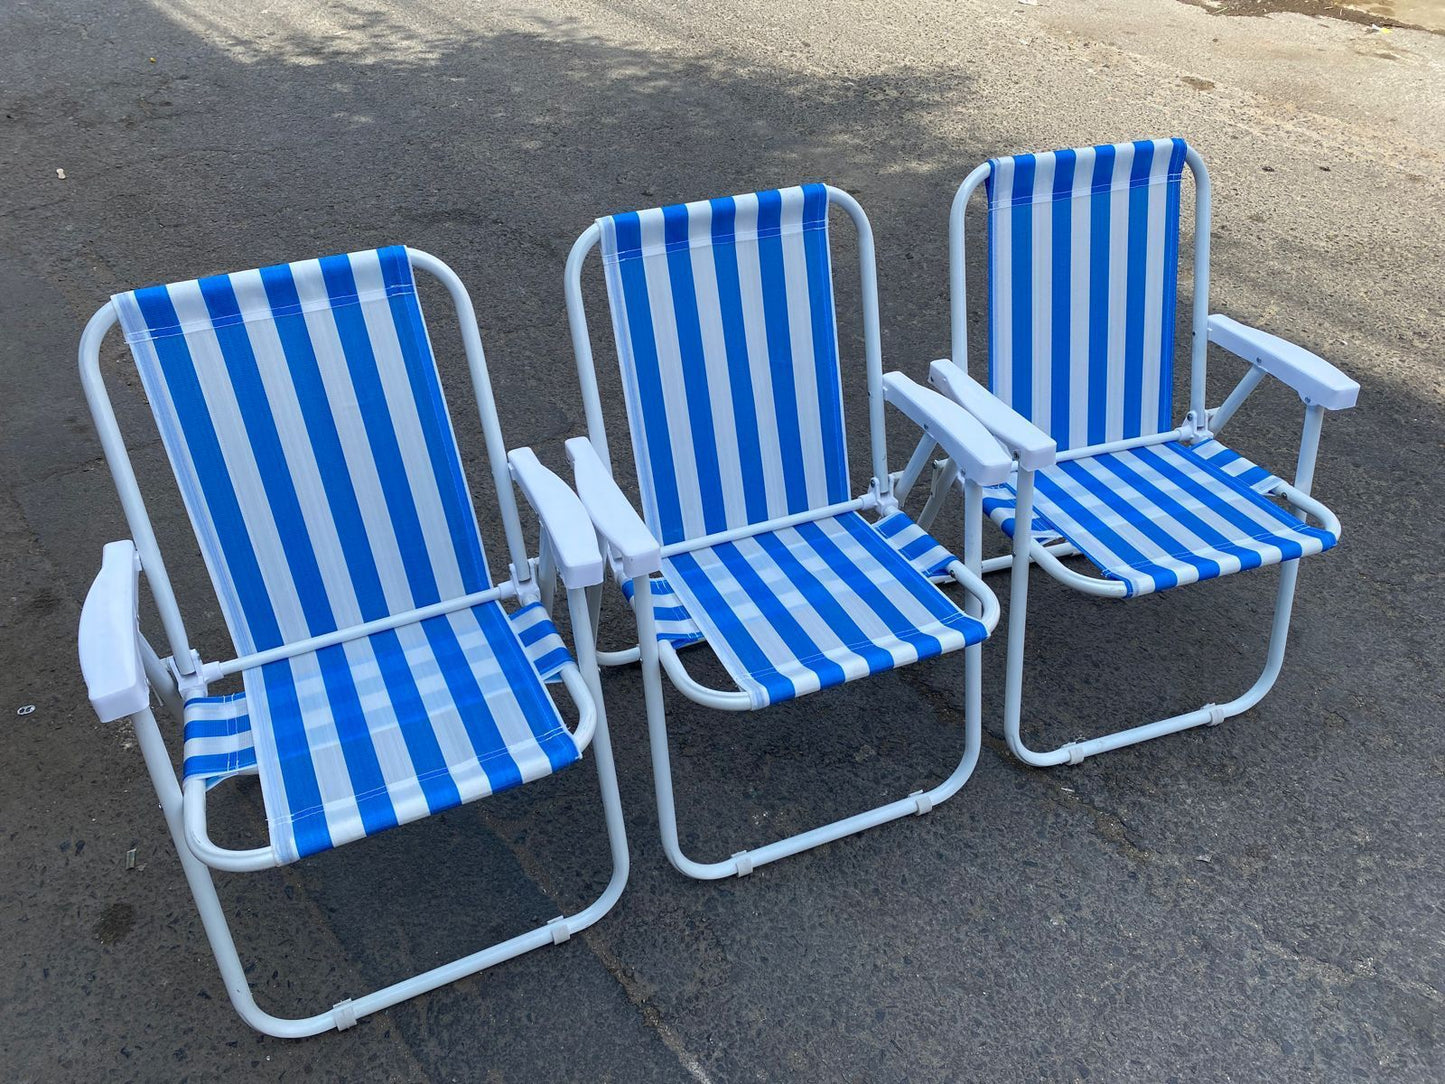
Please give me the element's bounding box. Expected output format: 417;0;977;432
76;246;628;1037
561;183;1012;879
907;138;1358;766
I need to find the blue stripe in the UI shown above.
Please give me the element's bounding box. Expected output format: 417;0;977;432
259;659;335;857
418;613;524;793
320;255;445;608
751;530;900;680
1136;446;1322;554
832;513;980;636
667;550;795;704
1050;150;1076;441
754;190;810;514
378;247;490;592
613;212;686;542
1086;145;1116;446
661;204;727;535
793;520;952;664
1034;468;1179;595
1060;456;1225;584
1009;155;1036;418
801;183;850;504
986;167;999;393
1121;141;1155;438
1093;453;1281;577
709;197;769;526
530;647;573;681
469;603;577;774
712;538;847;693
183;715;251;739
258;263;460;817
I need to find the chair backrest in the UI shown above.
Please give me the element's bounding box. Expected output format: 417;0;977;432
596;183;851;546
113;245;491;656
983;137;1190;452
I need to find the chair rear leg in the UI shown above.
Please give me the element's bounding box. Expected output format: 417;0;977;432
1003;538;1307;767
632;575;983;881
131;686;631;1037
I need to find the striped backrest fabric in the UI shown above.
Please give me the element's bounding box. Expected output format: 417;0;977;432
985;138;1189;452
597;183;850;546
114;245;490;657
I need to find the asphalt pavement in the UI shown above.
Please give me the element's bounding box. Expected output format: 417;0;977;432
1;1;1442;1080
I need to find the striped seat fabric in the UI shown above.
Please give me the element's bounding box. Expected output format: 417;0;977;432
621;511;965;648
987;138;1189;451
115;247;577;864
981;439;1337;598
655;512;985;709
598;183;849;545
181;603;578;858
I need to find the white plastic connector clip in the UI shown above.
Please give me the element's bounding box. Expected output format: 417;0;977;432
1180;410;1214;445
1064;743;1088;766
547;915;572;945
332;999;358;1030
911;790;934;816
732;850;754;877
1204;703;1226;727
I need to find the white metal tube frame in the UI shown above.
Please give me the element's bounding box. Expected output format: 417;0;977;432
917;148;1353;766
564;186;1000;879
76;249;630;1037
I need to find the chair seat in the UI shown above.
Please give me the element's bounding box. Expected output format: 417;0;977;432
181;602;579;864
627;511;986;709
981;439;1338;597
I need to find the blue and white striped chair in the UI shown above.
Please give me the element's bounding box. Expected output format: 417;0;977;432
563;184;1013;879
76;246;628;1037
908;138;1358;766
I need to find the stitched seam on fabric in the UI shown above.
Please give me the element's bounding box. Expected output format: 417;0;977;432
281;725;581;821
985;171;1183;211
118;282;417;344
600;218;826;265
1172;443;1299;523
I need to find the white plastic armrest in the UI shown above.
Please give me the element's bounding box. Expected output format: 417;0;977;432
927;359;1057;471
564;436;663;579
78;540;148;722
1208;315;1359;411
507;447;605;589
882;372;1012;487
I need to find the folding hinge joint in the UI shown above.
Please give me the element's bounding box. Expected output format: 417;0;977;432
1180;410;1214;445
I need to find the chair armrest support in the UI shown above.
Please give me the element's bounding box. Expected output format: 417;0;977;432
926;360;1057;471
79;540;149;722
882;372;1012;486
565;437;663;578
507;448;605;589
1208;315;1359;411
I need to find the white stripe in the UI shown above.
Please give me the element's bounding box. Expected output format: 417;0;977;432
1067;148;1095;450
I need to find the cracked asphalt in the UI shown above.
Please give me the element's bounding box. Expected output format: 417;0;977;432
1;1;1442;1081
